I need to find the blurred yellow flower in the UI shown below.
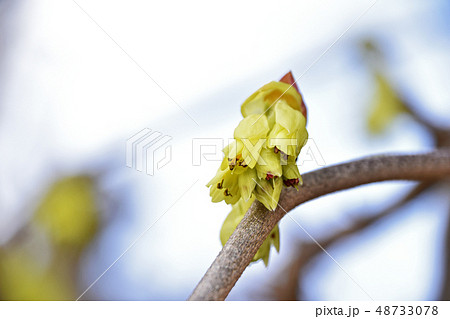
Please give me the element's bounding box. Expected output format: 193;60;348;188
34;176;100;250
368;72;407;134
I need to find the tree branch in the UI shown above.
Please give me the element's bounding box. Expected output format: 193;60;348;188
266;182;433;300
188;149;450;301
439;201;450;300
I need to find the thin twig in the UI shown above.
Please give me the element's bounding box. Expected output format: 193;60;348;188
189;149;450;300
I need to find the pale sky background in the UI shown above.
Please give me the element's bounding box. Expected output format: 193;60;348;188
0;0;449;300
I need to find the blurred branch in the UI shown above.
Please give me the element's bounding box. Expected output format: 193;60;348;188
439;199;450;300
189;149;450;301
267;182;432;300
402;95;450;301
402;100;450;139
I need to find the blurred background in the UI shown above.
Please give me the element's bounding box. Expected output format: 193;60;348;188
0;0;449;300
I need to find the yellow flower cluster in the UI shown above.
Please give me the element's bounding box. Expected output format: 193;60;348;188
207;76;308;265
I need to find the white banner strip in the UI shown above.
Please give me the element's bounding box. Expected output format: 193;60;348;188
0;301;449;319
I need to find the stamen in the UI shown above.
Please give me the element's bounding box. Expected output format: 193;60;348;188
283;178;299;187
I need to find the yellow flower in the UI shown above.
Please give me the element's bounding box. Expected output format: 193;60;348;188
206;168;241;205
207;73;309;266
208;80;308;208
368;72;407;134
282;156;302;189
207;156;257;205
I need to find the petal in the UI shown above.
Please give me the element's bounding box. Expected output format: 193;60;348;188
256;147;282;180
206;168;225;187
234;114;269;140
253;238;271;266
295;126;309;156
274;100;303;134
272;177;283;209
268;124;297;156
241;137;266;169
224;139;243;161
208;168;243;204
210;186;225;203
222;170;240;198
282;158;301;180
219;156;229;171
241;81;302;117
254;177;282;211
240;90;267;117
264;82;302;113
282;157;303;188
271;225;280;252
238;168;257;202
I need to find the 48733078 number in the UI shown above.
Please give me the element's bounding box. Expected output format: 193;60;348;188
376;305;438;316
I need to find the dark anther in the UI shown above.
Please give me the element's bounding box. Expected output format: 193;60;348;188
283;178;299;187
228;157;237;170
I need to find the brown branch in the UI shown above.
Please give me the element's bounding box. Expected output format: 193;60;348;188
265;181;433;301
188;149;450;301
439;200;450;300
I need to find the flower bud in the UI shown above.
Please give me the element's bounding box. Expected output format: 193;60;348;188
207;73;309;266
241;81;303;117
279;71;307;120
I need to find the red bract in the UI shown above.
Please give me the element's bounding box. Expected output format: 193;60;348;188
280;71;307;122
